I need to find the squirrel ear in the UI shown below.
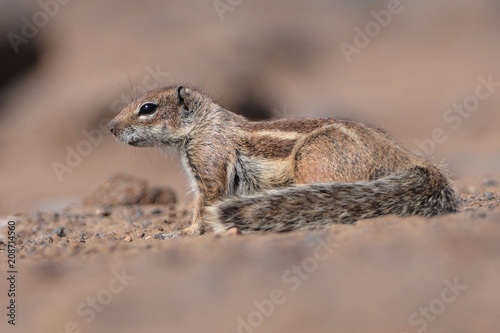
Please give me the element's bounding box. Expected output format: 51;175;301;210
176;86;188;106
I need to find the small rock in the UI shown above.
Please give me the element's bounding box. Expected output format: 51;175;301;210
95;208;112;217
485;192;494;200
140;187;176;205
80;232;91;242
141;220;152;228
482;178;498;187
133;209;144;218
123;236;132;242
153;233;167;240
144;235;152;240
83;173;176;207
151;208;163;215
51;227;66;238
83;174;149;207
153;231;184;239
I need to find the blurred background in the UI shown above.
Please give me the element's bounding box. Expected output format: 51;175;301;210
1;0;499;214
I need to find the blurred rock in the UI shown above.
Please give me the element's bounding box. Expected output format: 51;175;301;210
0;2;40;96
482;178;498;187
83;173;176;207
140;186;177;206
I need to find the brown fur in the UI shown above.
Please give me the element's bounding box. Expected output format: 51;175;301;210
241;118;336;133
108;86;459;235
240;136;297;159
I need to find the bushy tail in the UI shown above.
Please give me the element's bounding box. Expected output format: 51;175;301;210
207;166;459;233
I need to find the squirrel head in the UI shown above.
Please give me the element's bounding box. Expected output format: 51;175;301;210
108;86;207;147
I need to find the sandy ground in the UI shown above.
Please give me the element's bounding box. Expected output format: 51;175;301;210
0;176;499;332
1;1;500;332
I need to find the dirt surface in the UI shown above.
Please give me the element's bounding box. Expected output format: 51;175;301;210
1;1;500;332
3;175;500;262
0;175;499;332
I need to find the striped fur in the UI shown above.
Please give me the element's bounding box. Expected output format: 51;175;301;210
108;86;459;234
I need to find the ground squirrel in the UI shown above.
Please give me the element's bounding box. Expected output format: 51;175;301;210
108;86;459;235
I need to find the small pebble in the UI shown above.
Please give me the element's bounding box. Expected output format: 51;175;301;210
482;179;498;187
95;208;111;217
134;209;144;218
151;208;162;215
52;227;66;238
485;192;494;200
153;233;167;240
123;236;132;242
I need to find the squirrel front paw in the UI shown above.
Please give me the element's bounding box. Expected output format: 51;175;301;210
182;223;206;236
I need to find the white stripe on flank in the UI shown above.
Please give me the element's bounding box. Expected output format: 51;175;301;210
251;130;304;140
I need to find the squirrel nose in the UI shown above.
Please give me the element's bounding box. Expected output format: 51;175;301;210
108;119;118;135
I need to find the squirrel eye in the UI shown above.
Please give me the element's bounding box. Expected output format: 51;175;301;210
138;103;158;116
